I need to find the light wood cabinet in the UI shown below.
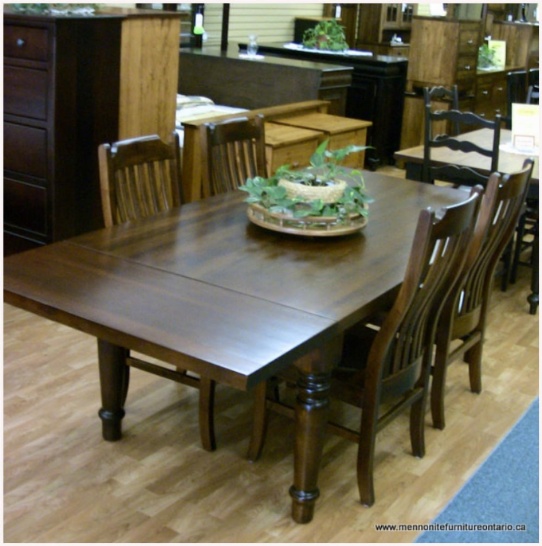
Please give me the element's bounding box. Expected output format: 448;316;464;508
491;20;539;70
3;7;180;255
406;16;482;96
475;69;508;119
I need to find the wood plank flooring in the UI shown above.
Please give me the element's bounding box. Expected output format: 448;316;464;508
3;225;539;542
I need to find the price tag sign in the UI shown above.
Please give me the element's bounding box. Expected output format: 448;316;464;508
512;103;540;153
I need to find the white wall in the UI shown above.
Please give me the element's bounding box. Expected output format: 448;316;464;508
201;3;324;47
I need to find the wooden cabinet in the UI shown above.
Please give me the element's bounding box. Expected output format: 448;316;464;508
356;3;414;57
3;8;180;256
179;48;352;116
273;113;372;168
491;21;539;69
406;16;482;96
264;123;323;173
400;16;482;150
475;69;508;119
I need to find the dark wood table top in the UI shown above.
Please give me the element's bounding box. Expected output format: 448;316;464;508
3;171;466;523
4;173;463;389
394;128;539;184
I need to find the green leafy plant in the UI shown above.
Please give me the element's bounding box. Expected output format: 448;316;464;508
477;43;497;69
239;140;373;221
302;19;349;52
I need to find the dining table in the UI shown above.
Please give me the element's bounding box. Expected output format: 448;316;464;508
3;171;467;523
394;128;539;189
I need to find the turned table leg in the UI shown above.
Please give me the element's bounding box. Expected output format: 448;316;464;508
290;370;330;523
290;339;342;523
97;339;129;441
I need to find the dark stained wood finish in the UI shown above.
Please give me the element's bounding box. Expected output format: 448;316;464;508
432;160;534;428
3;11;124;255
249;188;482;508
200;115;268;197
179;47;353;116
98;132;183;227
395;128;540;185
4;172;467;523
422;108;501;186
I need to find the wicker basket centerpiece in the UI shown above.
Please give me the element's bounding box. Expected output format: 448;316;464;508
240;139;373;236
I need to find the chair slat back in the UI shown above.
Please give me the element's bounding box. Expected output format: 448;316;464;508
98;133;182;227
423;85;460;135
368;189;482;391
451;159;534;321
422;97;501;185
201;115;267;197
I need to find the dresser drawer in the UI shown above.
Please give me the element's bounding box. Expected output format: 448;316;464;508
455;55;477;80
4;66;48;119
4;25;49;61
457;29;480;54
4;177;47;235
4;123;47;179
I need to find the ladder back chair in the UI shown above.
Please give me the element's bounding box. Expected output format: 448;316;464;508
98;132;217;451
422;98;501;187
431;159;534;429
200;115;267;197
423;85;460;136
248;189;482;507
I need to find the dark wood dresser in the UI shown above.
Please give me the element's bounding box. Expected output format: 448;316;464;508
3;7;181;256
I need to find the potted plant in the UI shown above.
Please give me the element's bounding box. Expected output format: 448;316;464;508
240;139;372;233
302;19;349;52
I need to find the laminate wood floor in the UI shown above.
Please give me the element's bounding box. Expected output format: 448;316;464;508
3;245;539;542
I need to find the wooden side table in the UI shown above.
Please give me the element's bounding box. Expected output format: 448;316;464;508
264;122;323;173
273;113;372;168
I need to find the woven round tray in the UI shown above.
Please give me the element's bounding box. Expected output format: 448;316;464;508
278;178;348;204
247;203;368;237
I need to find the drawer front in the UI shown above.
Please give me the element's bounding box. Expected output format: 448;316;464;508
455;55;477;80
4;66;48;119
266;137;321;172
458;29;480;54
329;129;367;168
4;123;48;179
4;25;49;61
4;177;47;235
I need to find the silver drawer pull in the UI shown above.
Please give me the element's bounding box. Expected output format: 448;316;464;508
467;39;474;45
464;65;471;70
16;38;26;47
497;87;504;91
482;90;489;95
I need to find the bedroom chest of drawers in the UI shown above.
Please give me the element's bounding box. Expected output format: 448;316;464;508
3;8;180;256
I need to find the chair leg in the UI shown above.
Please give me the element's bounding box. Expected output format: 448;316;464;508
500;239;513;291
356;407;378;507
510;214;527;284
528;221;539;315
247;381;268;462
199;377;216;452
465;341;483;394
430;342;450;430
410;394;426;458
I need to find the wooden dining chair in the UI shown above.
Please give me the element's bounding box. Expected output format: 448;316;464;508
98;132;217;451
422;99;501;187
248;189;482;507
98;132;183;227
430;159;534;429
423;85;460;136
200;115;267;197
